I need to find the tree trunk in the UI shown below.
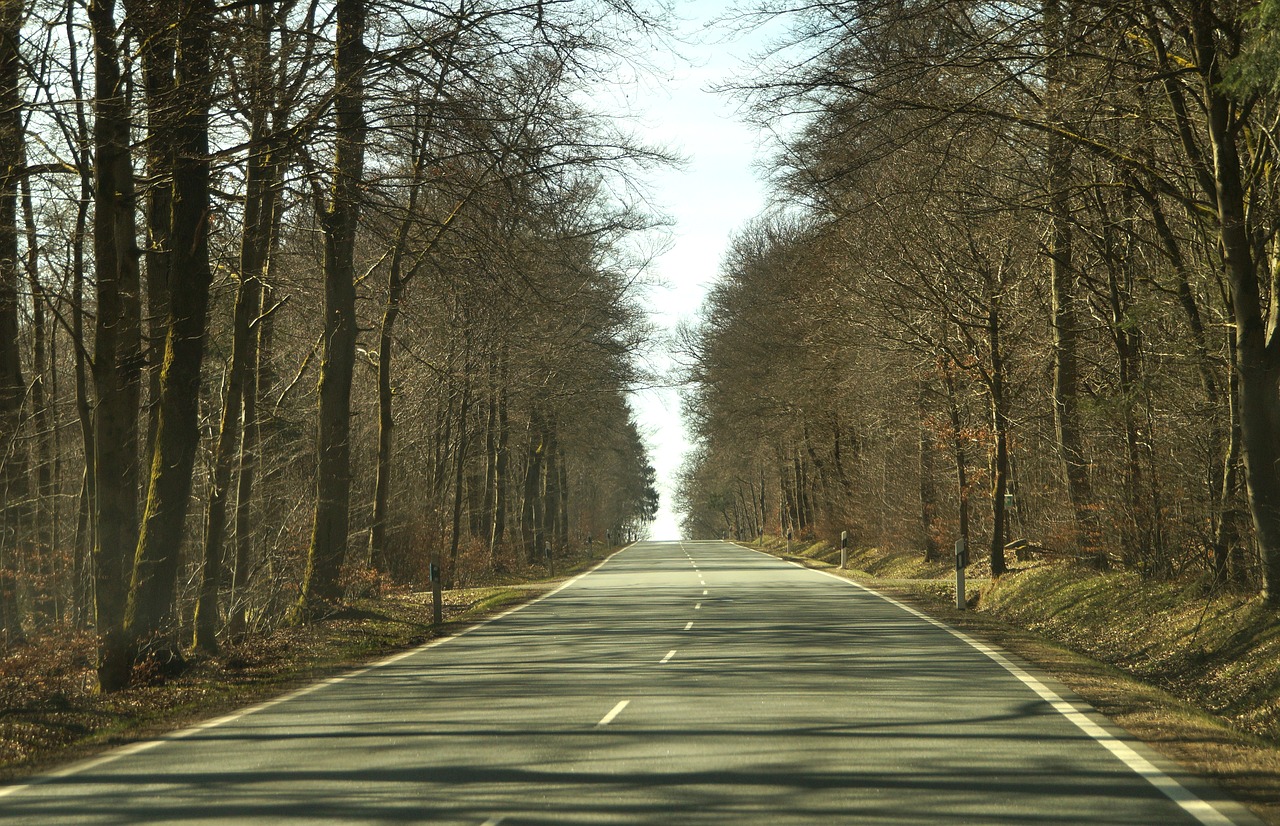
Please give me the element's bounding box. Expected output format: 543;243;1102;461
194;84;274;650
542;420;560;551
917;380;940;562
1043;0;1101;564
124;0;175;465
295;0;367;620
943;364;970;554
20;157;55;623
125;0;216;670
481;360;497;551
230;19;284;632
987;303;1009;578
488;358;509;566
65;2;96;627
90;0;144;691
447;341;472;577
0;0;25;645
368;259;403;576
521;411;544;562
1191;5;1280;604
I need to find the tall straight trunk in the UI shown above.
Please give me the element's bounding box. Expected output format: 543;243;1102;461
194;76;274;650
125;0;216;668
0;1;25;645
943;365;970;553
91;0;144;691
752;471;762;535
986;301;1009;578
1190;4;1280;604
231;22;284;631
917;380;940;562
65;0;96;628
481;360;497;550
521;411;545;562
555;448;569;547
368;103;430;575
1212;328;1245;582
229;289;264;636
1044;0;1099;562
447;338;472;577
296;0;367;619
21;160;55;622
124;0;175;462
368;273;401;574
488;360;509;565
542;421;560;550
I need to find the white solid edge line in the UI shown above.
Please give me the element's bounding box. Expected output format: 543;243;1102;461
734;543;1238;826
0;544;639;800
660;650;676;664
597;699;630;727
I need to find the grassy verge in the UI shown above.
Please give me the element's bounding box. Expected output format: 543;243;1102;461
0;549;610;783
749;535;1280;824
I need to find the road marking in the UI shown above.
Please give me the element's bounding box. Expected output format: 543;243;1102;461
596;700;630;727
694;602;701;610
703;589;708;595
736;543;1242;826
684;621;693;630
660;650;676;663
0;546;640;801
480;819;503;826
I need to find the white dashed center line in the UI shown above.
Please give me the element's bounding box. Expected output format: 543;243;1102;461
596;700;630;727
684;621;693;630
660;650;676;663
695;602;701;610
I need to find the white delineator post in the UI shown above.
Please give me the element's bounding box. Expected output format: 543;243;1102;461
955;538;967;610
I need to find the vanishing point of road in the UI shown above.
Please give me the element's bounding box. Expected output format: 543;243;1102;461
0;540;1261;824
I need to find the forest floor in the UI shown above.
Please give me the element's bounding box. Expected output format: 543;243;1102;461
753;534;1280;825
0;550;610;784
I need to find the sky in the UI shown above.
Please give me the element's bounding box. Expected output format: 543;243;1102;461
617;3;780;540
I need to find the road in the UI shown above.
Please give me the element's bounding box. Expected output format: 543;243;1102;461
0;540;1259;824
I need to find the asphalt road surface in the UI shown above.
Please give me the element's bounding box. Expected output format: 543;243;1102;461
0;540;1260;824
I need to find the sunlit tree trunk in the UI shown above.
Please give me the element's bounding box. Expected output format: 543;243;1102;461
1187;3;1280;604
295;0;367;619
125;0;216;670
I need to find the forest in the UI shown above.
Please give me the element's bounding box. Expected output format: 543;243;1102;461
679;1;1280;605
0;0;664;693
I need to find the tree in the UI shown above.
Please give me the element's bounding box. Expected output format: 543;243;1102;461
90;0;145;691
293;0;367;620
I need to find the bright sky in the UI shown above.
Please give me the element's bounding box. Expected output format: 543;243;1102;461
623;3;777;540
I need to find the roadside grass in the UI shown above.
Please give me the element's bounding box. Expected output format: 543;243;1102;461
0;549;609;784
749;534;1280;824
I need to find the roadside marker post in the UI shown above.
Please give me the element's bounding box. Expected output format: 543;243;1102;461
955;538;967;610
840;531;848;569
